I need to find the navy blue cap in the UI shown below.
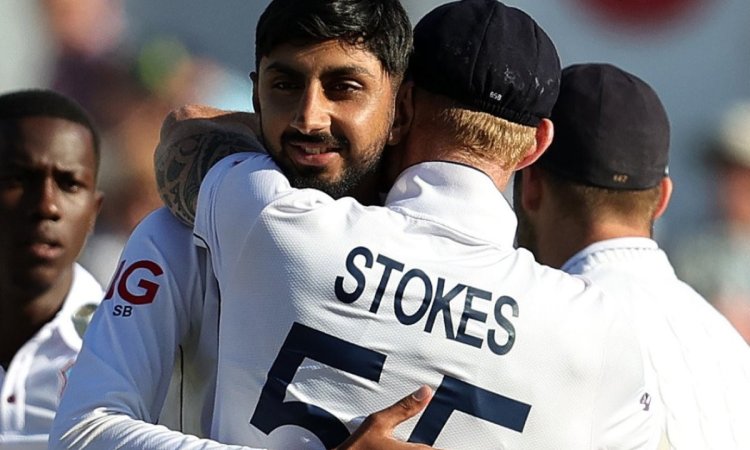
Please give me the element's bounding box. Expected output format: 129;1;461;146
538;63;670;190
410;0;561;126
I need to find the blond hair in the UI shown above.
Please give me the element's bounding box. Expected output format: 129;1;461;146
417;90;536;169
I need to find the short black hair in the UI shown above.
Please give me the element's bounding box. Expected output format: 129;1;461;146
0;89;101;171
256;0;413;79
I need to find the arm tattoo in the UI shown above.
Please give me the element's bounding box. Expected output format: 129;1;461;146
155;129;263;225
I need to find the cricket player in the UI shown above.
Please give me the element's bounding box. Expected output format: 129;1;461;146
50;0;429;448
0;89;103;449
159;1;658;448
514;63;750;449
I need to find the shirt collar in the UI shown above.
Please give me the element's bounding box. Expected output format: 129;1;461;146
57;263;103;349
385;161;517;247
561;237;660;274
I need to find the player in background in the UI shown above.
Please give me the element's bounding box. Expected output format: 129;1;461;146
50;1;436;449
158;1;658;448
669;101;750;343
0;89;103;449
514;63;750;449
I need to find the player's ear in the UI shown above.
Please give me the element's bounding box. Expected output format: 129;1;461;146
515;118;554;171
250;72;260;114
654;176;673;219
519;166;543;213
387;80;414;146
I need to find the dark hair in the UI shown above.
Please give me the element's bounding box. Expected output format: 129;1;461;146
255;0;413;79
0;89;101;171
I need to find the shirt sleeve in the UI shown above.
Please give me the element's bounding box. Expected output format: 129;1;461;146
48;208;265;450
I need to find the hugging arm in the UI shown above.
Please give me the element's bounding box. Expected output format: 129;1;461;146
154;105;264;225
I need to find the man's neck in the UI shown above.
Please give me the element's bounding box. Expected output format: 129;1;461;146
540;220;652;269
402;140;511;193
0;268;73;367
349;171;384;206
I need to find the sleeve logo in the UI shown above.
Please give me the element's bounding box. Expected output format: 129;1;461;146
104;259;164;305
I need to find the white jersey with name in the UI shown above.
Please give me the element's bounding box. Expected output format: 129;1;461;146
195;153;657;450
562;238;750;450
1;264;101;449
50;208;238;450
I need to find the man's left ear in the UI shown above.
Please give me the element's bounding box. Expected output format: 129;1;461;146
387;80;414;146
518;166;545;213
515;118;554;171
654;176;673;219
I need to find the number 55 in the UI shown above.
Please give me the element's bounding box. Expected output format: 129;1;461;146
250;323;531;448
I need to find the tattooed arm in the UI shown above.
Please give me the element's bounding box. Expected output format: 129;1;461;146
154;105;263;225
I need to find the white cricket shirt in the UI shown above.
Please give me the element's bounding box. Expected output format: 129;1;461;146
562;237;750;450
50;208;240;450
195;153;658;449
0;264;102;449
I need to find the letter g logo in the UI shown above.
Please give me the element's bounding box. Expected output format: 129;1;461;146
105;260;164;305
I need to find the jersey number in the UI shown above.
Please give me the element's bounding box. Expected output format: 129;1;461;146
249;322;531;448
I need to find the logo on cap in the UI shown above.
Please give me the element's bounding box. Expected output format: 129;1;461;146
612;174;629;183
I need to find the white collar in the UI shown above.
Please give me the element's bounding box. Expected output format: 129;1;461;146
385;161;517;248
55;264;103;350
561;237;660;273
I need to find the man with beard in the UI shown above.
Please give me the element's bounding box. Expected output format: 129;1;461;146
51;1;430;449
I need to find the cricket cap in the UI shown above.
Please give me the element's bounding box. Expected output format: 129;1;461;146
538;63;670;189
410;0;561;126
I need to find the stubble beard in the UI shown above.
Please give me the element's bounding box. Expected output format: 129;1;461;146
272;126;389;199
288;148;384;199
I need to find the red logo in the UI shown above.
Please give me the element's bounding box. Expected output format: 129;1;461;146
105;260;164;305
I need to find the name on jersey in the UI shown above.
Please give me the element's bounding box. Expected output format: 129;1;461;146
334;246;517;355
